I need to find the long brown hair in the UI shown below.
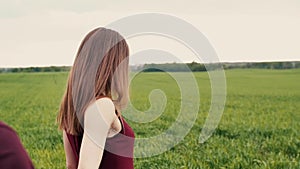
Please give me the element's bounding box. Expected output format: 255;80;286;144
57;27;129;135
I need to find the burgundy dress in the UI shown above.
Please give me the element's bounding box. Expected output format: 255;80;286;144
0;121;34;169
66;116;135;169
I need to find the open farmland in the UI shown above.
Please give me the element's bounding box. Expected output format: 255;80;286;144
0;69;299;168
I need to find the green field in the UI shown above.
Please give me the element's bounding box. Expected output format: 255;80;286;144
0;69;299;169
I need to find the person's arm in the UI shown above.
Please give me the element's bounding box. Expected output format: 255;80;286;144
77;98;117;169
63;130;77;169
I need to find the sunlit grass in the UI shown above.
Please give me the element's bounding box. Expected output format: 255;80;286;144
0;69;299;168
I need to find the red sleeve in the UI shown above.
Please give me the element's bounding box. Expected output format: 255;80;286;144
0;121;34;169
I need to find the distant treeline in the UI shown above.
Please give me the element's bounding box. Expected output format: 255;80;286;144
0;66;71;73
222;61;300;70
1;61;300;73
134;61;300;72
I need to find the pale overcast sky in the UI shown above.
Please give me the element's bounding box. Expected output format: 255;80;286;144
0;0;299;67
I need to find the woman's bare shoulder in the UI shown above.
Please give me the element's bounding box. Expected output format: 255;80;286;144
95;97;114;110
93;97;116;123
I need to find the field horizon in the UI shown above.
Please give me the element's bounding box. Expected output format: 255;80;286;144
0;69;299;168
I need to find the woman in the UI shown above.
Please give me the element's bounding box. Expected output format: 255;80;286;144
57;27;135;169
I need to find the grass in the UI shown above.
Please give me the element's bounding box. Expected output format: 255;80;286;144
0;69;299;169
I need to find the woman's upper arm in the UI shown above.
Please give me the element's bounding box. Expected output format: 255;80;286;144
63;130;77;169
77;98;116;169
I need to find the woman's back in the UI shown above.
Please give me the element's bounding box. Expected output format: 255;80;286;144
66;115;135;169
